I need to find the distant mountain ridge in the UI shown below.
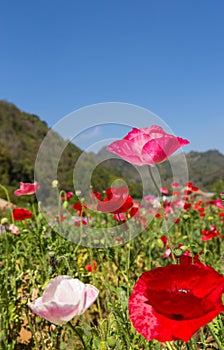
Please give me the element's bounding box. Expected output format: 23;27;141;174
0;100;223;202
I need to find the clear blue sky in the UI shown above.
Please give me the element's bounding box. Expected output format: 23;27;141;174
1;0;224;153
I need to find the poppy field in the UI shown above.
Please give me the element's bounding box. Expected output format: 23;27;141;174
0;126;224;350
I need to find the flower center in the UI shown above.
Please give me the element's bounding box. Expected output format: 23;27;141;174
144;288;210;320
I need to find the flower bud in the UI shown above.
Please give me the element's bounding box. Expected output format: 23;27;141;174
1;217;8;225
63;200;69;209
99;341;107;350
52;180;59;188
49;324;56;332
174;248;183;257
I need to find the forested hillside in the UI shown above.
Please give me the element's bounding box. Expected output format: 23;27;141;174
0;100;223;203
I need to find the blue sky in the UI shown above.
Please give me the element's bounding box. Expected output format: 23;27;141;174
1;0;224;153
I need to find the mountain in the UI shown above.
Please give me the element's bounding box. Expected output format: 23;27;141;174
0;100;223;203
0;100;131;202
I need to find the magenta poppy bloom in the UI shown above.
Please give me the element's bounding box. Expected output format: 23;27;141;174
129;262;224;342
28;276;99;325
96;186;133;214
14;182;40;196
107;125;189;166
13;208;32;220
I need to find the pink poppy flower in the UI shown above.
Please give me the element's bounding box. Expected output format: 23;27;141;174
212;199;224;210
14;182;40;196
9;224;20;235
113;213;126;222
160;187;169;195
107;125;189;166
28;276;99;325
129;262;224;342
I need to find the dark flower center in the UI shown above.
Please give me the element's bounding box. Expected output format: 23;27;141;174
144;287;213;320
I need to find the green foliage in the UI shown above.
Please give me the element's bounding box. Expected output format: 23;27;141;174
0;181;224;349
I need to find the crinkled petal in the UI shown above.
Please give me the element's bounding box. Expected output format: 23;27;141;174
82;284;99;313
107;139;147;166
142;136;189;164
28;300;81;325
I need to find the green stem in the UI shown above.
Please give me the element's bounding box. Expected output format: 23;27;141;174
200;328;207;350
165;342;176;350
207;323;224;350
68;321;88;350
88;247;102;320
24;307;41;350
147;166;176;263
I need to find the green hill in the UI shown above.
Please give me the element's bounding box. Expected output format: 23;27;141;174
0;100;223;203
0;100;126;202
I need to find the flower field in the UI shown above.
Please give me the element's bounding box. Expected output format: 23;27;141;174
0;126;224;350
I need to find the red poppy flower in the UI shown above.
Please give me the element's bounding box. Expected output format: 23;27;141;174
85;260;97;273
201;225;221;241
61;192;74;201
97;186;133;214
55;214;66;223
128;202;140;218
172;191;180;197
191;185;199;192
113;202;140;223
183;202;191;211
107;125;189;166
184;189;192;196
192;201;203;210
90;189;102;199
160;235;168;245
13;208;32;220
129;262;224;342
173;217;180;224
171;182;180;188
14;181;40;196
73;202;87;217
